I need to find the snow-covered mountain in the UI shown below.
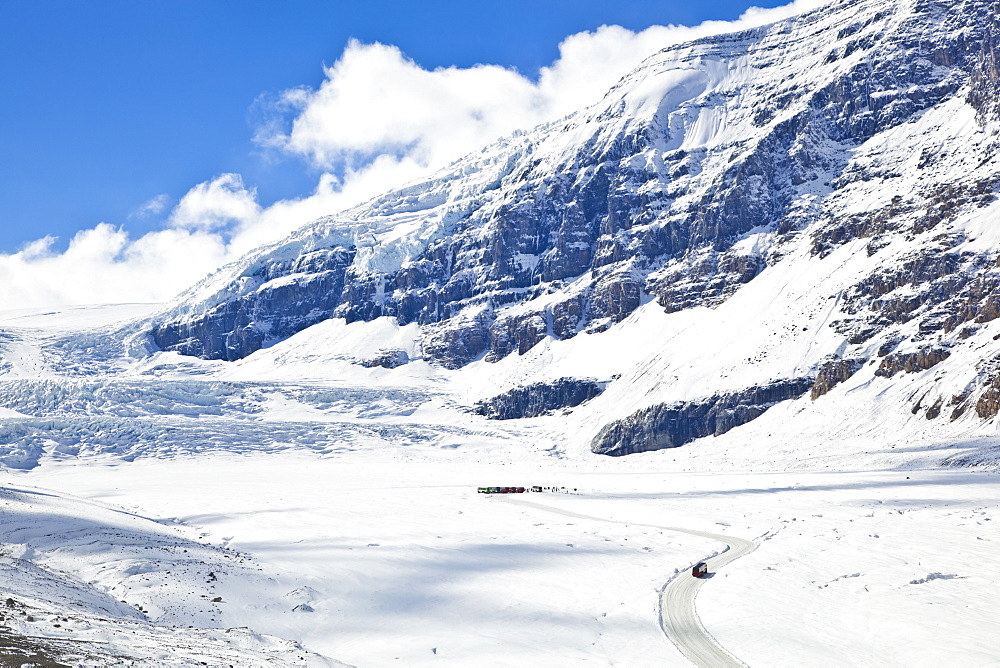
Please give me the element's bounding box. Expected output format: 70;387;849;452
107;0;1000;459
1;0;998;466
4;1;1000;664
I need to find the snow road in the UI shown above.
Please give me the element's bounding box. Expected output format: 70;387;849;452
659;529;756;667
498;495;756;667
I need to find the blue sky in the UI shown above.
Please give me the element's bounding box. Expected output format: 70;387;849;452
0;0;806;307
0;0;792;255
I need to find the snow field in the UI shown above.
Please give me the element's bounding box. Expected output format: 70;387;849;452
13;453;999;666
18;453;710;665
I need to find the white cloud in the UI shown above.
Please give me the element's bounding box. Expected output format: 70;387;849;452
168;174;261;232
2;0;826;310
129;193;170;220
0;224;228;308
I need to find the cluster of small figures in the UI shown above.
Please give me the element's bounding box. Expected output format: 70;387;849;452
477;486;574;493
477;486;531;493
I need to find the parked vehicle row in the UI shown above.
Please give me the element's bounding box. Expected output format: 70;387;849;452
477;486;574;494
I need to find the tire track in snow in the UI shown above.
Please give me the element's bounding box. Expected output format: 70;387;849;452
498;495;755;667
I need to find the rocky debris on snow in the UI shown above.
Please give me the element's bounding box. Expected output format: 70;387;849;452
909;572;960;585
473;378;605;419
358;349;410;369
591;378;813;456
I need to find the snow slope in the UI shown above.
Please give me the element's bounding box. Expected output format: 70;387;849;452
0;477;341;666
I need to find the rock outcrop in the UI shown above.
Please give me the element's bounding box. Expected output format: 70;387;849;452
359;350;410;369
811;357;866;399
875;347;952;377
473;378;605;420
591;378;813;456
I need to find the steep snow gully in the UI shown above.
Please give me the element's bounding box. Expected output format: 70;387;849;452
499;496;756;667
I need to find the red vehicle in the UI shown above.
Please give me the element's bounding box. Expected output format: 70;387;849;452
692;561;709;578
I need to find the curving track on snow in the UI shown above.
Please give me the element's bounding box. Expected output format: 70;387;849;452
659;528;756;667
499;495;755;667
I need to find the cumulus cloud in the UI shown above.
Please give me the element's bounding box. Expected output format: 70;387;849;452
2;0;827;310
268;40;546;170
168;174;261;232
0;224;228;308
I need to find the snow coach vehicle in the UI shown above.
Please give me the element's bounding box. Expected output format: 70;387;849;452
692;561;709;577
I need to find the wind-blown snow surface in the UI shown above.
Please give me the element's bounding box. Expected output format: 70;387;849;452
1;304;999;665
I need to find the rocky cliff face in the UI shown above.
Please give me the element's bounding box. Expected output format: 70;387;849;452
591;378;814;456
129;0;1000;456
152;247;356;360
473;378;604;420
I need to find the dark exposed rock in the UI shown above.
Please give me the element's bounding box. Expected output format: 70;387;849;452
811;357;866;399
473;378;605;420
589;274;644;325
875;347;951;377
151;247;355;361
359;350;410;369
832;244;1000;346
591;378;813;456
949;391;971;421
421;309;492;369
975;360;1000;419
551;293;589;340
925;397;944;419
813;177;997;258
649;251;765;313
0;630;73;668
486;312;549;362
975;382;1000;419
967;2;1000;121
